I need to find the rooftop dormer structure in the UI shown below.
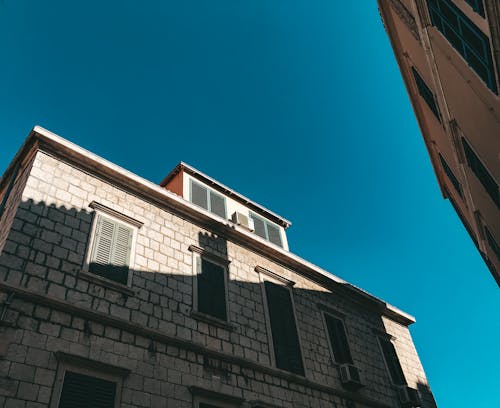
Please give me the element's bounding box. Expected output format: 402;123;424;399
161;162;291;251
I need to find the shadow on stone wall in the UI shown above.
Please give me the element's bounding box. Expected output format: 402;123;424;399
0;199;437;408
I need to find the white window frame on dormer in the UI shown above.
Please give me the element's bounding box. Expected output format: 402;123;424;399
249;212;283;248
189;178;227;219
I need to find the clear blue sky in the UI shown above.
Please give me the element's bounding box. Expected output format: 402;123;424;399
1;1;498;407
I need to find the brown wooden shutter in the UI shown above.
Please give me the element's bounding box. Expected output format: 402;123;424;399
379;338;407;385
324;314;353;364
265;281;304;375
58;371;116;408
197;259;227;320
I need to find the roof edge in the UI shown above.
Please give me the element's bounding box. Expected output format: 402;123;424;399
10;126;415;326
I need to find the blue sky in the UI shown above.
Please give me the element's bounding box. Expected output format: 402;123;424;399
1;1;498;407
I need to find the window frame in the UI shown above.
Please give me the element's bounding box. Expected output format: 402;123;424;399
411;66;441;122
461;137;499;208
438;153;463;199
249;212;283;248
50;353;129;408
83;203;140;288
190;246;231;324
426;0;497;93
377;336;408;386
258;269;306;376
321;310;354;366
189;178;228;219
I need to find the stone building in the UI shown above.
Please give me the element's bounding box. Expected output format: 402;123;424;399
377;0;500;285
0;127;437;408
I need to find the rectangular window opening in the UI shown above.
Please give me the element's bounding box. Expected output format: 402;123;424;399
426;0;496;93
196;257;228;321
88;214;134;285
461;137;499;207
264;280;304;376
324;314;353;364
378;338;407;386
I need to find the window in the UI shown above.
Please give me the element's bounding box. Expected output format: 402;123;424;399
249;212;283;247
51;352;129;408
461;137;499;208
485;227;500;260
438;153;463;198
464;0;485;17
190;179;227;219
192;249;229;322
88;214;134;285
85;202;142;287
378;337;407;386
411;67;441;121
58;371;116;408
264;280;304;375
427;0;497;93
323;313;353;364
189;385;244;408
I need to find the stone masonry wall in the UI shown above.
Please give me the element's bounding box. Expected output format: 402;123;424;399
0;150;436;408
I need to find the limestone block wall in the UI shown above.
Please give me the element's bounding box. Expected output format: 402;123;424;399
0;150;436;408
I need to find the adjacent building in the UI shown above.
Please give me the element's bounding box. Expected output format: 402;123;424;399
0;127;436;407
377;0;500;284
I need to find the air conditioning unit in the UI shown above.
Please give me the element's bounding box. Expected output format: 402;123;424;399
231;212;255;232
339;363;364;391
397;386;421;407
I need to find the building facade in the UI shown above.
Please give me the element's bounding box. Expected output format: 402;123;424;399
0;127;436;408
377;0;500;284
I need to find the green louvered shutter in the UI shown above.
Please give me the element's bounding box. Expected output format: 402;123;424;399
89;215;132;285
265;281;304;375
58;371;116;408
197;258;227;320
324;314;353;364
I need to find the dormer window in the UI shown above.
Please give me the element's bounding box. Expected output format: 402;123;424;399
190;179;227;219
250;212;283;248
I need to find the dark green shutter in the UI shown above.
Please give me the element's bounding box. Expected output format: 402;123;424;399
209;191;226;218
265;281;304;375
58;371;116;408
379;338;407;385
199;403;223;408
191;181;209;210
89;215;132;284
197;259;227;320
324;314;353;364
